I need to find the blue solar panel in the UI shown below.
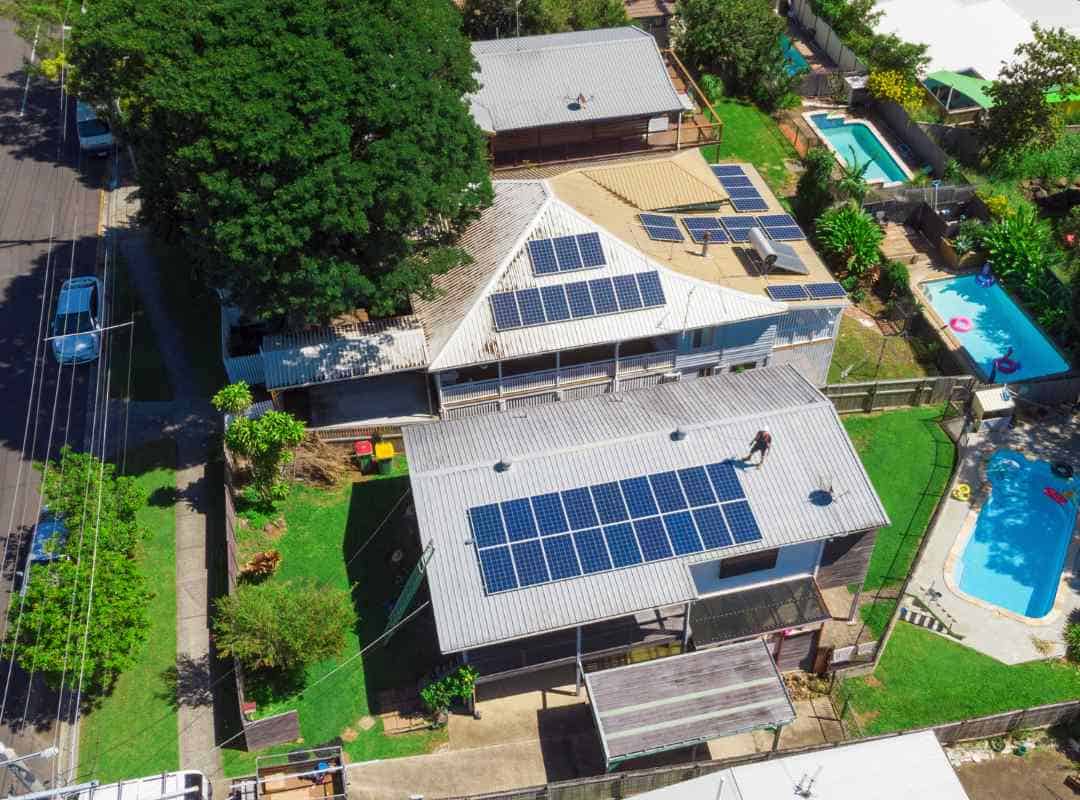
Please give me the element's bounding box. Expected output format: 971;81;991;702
478;546;517;593
648;472;687;513
527;239;559;276
725;185;762;199
806;282;846;299
730;196;770;212
574;528;612;573
531;492;569;535
490;293;521;330
721;216;761;243
577;232;606;267
639;213;678;228
541;285;571;321
613;275;643;310
636;272;666;307
561;487;598;530
722;500;762;543
677;467;716;507
634;517;673;561
692;505;733;549
604;523;642;567
682;217;729;245
619;477;658;518
758;214;797;227
542;534;581;580
706;461;745;502
516;287;546;326
468;504;506;548
765;284;810;302
588;278;619;314
712;165;746;177
664;512;703;555
512;539;550;586
719;176;753;188
592;482;629;524
644;225;685;242
501;498;538;541
566;281;594;317
766;226;806;241
553;235;583;271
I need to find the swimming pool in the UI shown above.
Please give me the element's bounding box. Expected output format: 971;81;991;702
805;112;910;185
955;450;1076;618
782;35;809;76
921;275;1070;382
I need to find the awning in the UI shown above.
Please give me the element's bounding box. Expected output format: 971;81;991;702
924;71;995;110
584;640;795;769
690;577;829;648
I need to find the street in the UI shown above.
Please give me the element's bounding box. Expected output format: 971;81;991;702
0;18;102;791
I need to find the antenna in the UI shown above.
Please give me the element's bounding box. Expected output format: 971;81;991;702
794;766;823;797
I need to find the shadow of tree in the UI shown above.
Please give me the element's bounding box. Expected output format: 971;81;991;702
157;653;214;710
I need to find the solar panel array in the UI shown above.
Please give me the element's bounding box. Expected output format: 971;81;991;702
755;213;806;241
639;214;685;243
764;281;846;302
528;233;606;276
469;461;764;594
681;217;729;244
490;271;666;331
720;215;762;243
711;165;768;212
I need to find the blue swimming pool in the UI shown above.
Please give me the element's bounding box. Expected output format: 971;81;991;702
955;450;1076;618
921;275;1070;382
782;35;809;76
807;113;908;185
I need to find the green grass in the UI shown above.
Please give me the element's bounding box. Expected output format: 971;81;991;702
828;316;942;383
221;469;445;777
109;255;172;401
843;624;1080;735
859;599;897;639
77;442;180;781
700;97;797;195
842;407;955;590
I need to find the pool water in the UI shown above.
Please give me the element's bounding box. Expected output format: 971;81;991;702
808;113;908;184
955;450;1076;618
921;275;1070;382
782;35;809;76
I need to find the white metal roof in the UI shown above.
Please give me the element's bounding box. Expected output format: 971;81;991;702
634;731;971;800
404;366;889;653
469;27;685;133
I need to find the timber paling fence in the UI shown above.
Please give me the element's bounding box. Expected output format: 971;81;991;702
822;375;977;414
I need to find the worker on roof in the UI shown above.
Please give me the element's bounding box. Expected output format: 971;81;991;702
744;428;772;468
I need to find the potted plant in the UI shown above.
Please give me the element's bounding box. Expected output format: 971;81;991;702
941;218;986;269
420;665;479;727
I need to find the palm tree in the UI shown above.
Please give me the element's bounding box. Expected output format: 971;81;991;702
836;146;872;206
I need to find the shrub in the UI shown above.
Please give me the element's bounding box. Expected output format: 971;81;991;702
978;191;1012;219
1066;622;1080;662
815;202;884;277
224;410;306;506
879;259;911;300
866;69;924;114
212;381;254;415
420;666;479;717
795;147;835;222
953;218;986;256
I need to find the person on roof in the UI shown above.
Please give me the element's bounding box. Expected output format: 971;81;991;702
744;428;772;468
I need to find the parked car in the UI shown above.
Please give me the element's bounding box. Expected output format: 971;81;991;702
75;100;113;156
51;276;103;364
28;514;68;565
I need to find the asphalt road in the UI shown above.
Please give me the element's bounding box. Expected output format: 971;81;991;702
0;18;103;790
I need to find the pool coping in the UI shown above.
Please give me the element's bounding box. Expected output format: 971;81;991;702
801;110;913;188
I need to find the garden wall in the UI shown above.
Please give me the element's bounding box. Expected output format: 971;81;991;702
822;376;977;414
873;100;948;178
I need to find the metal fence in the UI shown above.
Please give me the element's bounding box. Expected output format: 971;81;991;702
788;0;866;72
822;376;977;414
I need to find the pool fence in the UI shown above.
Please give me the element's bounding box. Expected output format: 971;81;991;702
822;375;977;414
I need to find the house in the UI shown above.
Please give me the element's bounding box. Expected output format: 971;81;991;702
222;150;847;436
402;365;889;701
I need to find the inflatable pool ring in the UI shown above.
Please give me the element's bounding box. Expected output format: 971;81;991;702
1044;487;1067;505
949;316;973;333
975;272;995;287
1052;462;1074;479
995;357;1020;375
951;483;971;501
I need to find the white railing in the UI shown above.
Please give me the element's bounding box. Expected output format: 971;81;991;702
440;378;501;403
560;359;616;384
224;354;265;385
618;350;676;374
501;368;558;395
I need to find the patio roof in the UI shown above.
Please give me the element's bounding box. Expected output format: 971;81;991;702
689;577;830;648
584;639;795;768
924;71;995;110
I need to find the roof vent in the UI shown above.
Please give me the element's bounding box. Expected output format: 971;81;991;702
671;427;687;442
495;459;513;473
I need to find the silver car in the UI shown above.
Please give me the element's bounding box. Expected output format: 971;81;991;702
51;276;104;364
76;100;114;156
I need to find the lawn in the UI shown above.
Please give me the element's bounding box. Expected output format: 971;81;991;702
842;624;1080;736
76;442;180;781
109;255;171;401
700;96;797;195
842;406;955;590
828;316;942;383
221;464;446;777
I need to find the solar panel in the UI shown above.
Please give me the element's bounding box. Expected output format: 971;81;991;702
712;165;746;177
725;185;763;199
566;281;594;317
730;196;770;213
806;282;847;300
692;506;733;549
722;500;763;544
574;528;612;573
613;274;643;310
664;512;704;555
540;285;571;321
634;517;673;561
468;504;507;548
648;472;687;513
758;214;797;227
562;487;599;530
682;217;729;245
719;176;753;188
516;287;546;326
721;216;761;243
553;235;583;271
644;225;685;242
591;482;629;524
765;284;810;302
766;226;806;241
620;477;658;517
512;539;550;586
501;498;538;541
577;232;606;267
706;461;745;502
527;239;559;276
490;293;522;330
531;492;568;535
639;213;678;228
604;523;642;567
769;241;811;276
542;534;581;580
636;272;666;307
478;547;517;593
588;278;619;314
677;467;716;507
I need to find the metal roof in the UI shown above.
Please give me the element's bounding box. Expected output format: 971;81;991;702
259;317;429;390
468;27;684;133
404;366;889;653
583;160;728;211
690;576;830;648
585;640;795;767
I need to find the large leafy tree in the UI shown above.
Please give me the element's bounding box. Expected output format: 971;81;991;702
460;0;629;40
676;0;796;110
71;0;492;324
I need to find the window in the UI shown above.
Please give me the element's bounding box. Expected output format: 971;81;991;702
718;548;778;579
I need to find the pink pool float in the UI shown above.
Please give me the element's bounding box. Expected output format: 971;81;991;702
949;316;973;333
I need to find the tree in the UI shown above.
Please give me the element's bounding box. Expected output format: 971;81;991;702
815;203;884;277
2;552;152;695
795;147;835;223
224;411;306;505
809;0;879;39
835;147;871;205
212;381;254;416
983;25;1080;169
71;0;492;325
213;580;356;674
460;0;628;39
676;0;796;110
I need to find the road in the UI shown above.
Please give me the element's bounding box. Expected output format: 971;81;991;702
0;18;103;791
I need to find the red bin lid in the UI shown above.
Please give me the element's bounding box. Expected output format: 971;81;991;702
353;440;373;456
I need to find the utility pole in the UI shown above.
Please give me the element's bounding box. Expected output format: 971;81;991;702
0;745;60;795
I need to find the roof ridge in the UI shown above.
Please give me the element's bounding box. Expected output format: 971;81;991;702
473;28;648;57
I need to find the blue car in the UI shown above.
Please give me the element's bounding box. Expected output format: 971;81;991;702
29;515;68;564
51;276;104;364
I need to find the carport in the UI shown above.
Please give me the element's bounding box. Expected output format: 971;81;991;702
583;639;796;770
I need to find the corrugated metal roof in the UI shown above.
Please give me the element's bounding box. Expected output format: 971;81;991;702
259;317;429;390
425;193;785;371
404;366;890;653
469;27;684;133
584;160;727;210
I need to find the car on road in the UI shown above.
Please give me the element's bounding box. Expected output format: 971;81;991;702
75;100;113;156
28;514;68;565
51;275;103;364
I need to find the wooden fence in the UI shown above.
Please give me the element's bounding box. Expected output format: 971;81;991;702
822;375;977;414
